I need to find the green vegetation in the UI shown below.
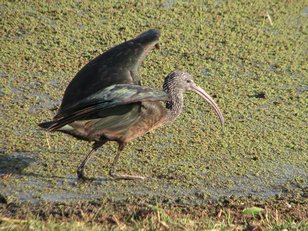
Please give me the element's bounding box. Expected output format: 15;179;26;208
1;201;307;230
0;0;307;229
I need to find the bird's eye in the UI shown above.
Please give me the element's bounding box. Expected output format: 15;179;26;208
186;79;191;83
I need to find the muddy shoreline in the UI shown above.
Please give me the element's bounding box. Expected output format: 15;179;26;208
1;190;307;228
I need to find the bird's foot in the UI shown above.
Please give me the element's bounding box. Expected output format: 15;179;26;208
77;168;89;181
110;172;147;180
77;175;93;182
76;173;97;182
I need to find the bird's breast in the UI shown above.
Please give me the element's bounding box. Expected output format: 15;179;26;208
123;101;167;142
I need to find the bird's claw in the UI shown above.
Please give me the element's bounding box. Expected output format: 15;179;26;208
76;173;97;182
77;174;89;181
110;173;147;180
77;168;88;181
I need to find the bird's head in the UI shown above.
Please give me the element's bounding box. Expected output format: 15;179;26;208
164;70;224;126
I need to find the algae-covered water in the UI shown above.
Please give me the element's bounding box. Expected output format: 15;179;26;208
0;1;307;205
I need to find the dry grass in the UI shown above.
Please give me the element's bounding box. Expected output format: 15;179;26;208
0;201;307;230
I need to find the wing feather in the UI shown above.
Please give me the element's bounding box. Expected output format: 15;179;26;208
47;84;169;131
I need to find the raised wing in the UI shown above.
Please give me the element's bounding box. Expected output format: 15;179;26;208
47;84;169;131
58;29;160;115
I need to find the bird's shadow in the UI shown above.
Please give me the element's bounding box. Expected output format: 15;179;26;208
0;151;111;186
0;150;34;175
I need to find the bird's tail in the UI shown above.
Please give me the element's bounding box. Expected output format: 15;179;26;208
38;121;55;130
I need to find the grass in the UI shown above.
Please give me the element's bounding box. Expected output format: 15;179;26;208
1;200;307;230
0;206;307;230
0;218;99;231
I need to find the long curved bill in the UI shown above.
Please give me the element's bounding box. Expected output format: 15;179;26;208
192;85;225;127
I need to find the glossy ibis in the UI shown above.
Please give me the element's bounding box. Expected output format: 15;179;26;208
39;29;224;180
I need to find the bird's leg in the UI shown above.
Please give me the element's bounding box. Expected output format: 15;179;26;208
109;143;146;180
77;141;105;180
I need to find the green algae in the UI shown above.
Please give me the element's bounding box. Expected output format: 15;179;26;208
0;0;307;205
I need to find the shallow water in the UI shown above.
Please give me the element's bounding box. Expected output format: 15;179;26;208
0;1;307;204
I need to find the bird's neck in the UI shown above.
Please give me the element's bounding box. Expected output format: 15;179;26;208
163;81;184;123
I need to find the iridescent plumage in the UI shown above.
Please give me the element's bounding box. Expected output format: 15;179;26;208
39;30;224;180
